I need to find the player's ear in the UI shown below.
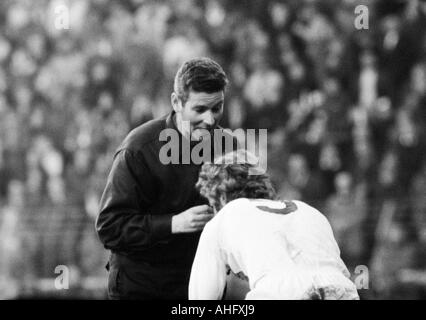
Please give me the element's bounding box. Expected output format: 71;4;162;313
171;92;182;113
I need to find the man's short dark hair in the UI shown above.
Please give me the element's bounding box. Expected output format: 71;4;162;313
174;57;228;104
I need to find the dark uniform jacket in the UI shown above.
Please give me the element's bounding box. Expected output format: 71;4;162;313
96;111;235;299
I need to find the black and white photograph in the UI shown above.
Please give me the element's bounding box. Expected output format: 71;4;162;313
0;0;425;305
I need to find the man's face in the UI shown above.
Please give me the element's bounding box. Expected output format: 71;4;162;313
172;90;224;141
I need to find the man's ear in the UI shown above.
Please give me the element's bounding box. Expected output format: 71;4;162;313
171;92;182;113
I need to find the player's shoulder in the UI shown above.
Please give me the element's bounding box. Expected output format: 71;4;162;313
201;200;244;239
212;198;253;224
215;198;328;218
222;198;299;213
220;198;252;213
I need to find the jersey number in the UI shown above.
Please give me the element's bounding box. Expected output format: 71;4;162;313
256;200;297;215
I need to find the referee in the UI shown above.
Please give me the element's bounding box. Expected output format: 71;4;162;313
96;57;233;299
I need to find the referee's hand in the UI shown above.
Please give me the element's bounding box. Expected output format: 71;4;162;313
171;205;214;233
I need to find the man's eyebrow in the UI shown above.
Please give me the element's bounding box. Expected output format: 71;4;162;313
193;104;208;109
193;101;223;109
211;101;223;108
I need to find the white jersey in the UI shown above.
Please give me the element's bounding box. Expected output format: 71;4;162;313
188;198;359;300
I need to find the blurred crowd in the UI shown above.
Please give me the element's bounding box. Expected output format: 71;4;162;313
0;0;425;299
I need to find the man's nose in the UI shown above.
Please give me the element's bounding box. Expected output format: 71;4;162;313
203;111;215;126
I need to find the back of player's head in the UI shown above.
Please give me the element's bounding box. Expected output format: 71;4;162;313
196;149;276;212
173;57;228;104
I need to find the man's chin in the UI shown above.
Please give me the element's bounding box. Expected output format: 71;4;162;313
191;134;208;142
191;128;213;141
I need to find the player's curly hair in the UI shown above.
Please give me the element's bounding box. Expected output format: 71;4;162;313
196;150;277;212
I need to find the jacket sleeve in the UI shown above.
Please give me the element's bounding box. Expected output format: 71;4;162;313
96;148;173;253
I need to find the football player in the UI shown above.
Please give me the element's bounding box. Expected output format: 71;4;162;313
189;150;360;300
